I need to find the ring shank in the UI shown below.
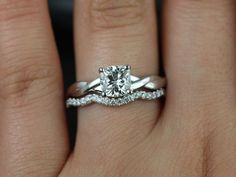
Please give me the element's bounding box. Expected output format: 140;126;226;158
67;75;166;98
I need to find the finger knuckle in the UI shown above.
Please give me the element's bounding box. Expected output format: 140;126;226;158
0;0;44;24
172;0;235;12
0;61;60;106
89;0;145;31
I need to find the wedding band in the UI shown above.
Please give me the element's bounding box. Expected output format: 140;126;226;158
66;65;166;107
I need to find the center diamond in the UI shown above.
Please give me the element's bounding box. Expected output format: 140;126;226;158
100;65;131;97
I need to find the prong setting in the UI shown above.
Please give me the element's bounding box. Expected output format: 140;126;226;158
101;92;106;97
126;65;131;70
99;67;103;73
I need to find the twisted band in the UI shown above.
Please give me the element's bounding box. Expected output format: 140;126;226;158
67;75;166;98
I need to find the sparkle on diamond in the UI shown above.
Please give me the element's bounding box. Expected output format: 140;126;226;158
100;65;131;97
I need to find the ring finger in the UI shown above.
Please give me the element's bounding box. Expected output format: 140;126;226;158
70;0;160;175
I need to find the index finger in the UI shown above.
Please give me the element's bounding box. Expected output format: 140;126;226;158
0;1;68;176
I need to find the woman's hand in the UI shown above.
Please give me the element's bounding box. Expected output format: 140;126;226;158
0;0;235;177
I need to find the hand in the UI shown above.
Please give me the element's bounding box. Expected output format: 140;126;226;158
0;0;235;177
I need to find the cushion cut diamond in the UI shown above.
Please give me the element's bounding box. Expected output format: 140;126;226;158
100;65;131;97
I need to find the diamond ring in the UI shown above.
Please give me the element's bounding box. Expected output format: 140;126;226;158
66;65;166;107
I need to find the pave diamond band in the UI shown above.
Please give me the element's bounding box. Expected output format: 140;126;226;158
66;65;166;107
67;89;165;107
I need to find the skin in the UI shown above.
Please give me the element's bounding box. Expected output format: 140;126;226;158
0;0;235;176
